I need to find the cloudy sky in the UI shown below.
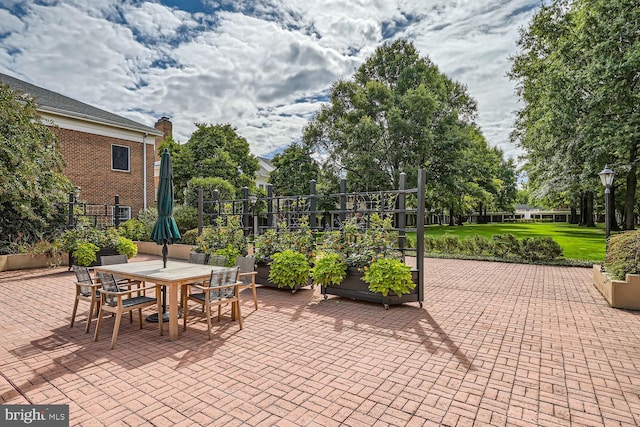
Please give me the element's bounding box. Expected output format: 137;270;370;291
0;0;538;160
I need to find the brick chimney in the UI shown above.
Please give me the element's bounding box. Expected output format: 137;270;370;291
155;116;173;140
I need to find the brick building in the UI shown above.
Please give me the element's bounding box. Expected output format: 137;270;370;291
0;72;165;218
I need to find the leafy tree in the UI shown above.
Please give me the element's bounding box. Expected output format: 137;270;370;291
510;0;640;229
172;123;258;202
156;134;182;157
303;39;477;195
184;176;236;211
269;142;319;196
0;84;73;253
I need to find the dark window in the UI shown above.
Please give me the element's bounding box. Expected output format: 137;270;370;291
112;145;130;171
113;206;131;223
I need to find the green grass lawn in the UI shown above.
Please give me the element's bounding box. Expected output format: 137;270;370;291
418;222;606;262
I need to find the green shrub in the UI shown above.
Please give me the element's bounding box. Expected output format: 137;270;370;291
212;246;240;267
181;228;200;245
195;216;247;257
61;224;119;253
73;242;99;266
118;219;147;241
434;234;460;253
312;253;347;287
254;228;279;264
137;208;158;238
363;258;415;297
269;250;310;289
520;237;563;261
173;205;199;234
489;234;521;259
116;237;138;259
605;230;640;280
459;235;491;256
424;235;436;252
316;214;400;268
253;218;315;264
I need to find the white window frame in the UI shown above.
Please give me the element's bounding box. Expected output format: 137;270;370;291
112;206;131;223
111;144;130;172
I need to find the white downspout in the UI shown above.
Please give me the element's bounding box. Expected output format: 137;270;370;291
143;133;148;210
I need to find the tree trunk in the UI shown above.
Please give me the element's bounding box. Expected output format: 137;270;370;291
448;207;455;226
570;205;578;224
579;192;586;226
585;190;595;227
624;143;638;230
478;202;484;224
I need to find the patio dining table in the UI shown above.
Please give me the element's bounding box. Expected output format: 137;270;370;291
94;260;223;341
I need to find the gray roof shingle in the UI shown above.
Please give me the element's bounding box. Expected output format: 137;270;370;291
0;72;162;136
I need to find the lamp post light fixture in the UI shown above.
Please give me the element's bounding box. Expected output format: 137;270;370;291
249;195;259;236
598;166;615;239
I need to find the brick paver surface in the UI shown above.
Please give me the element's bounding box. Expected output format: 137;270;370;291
1;255;639;426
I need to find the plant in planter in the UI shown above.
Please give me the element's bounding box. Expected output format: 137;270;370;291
254;218;315;264
604;230;640;279
62;220;137;267
319;213;403;269
116;236;138;259
593;230;640;310
269;249;310;292
317;213;420;308
74;242;100;266
195;214;248;265
362;257;415;297
312;253;347;287
253;228;279;265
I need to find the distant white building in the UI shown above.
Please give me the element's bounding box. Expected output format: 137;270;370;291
256;157;275;191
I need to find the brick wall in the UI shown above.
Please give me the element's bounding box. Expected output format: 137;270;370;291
53;127;154;216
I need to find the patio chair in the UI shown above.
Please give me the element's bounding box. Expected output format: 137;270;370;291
236;256;258;310
94;271;159;349
208;254;227;267
187;252;209;307
70;265;101;333
182;266;243;338
188;252;207;264
100;254;142;287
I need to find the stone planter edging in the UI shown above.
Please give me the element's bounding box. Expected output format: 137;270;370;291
593;264;640;310
0;253;69;272
134;241;195;261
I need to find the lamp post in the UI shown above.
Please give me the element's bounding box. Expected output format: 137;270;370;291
598;166;615;239
249;195;258;236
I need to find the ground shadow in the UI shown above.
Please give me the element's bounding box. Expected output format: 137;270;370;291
307;298;476;372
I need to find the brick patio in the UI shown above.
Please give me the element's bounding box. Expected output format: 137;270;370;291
1;255;639;426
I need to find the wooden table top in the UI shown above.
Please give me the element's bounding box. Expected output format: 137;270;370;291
94;260;222;285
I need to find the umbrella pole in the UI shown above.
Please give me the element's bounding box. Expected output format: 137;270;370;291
147;241;179;323
162;242;168;268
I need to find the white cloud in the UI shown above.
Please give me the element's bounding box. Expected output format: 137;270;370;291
0;0;538;161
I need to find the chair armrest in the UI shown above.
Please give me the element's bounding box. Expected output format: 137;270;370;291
75;282;101;289
100;284;158;296
193;282;242;291
237;271;257;278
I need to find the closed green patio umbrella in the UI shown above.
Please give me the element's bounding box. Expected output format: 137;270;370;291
148;148;181;323
151;148;181;268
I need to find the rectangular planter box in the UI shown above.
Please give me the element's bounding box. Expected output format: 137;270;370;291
135;241;196;261
593;264;640;310
255;263;312;292
321;267;422;308
0;252;69;272
68;248;119;267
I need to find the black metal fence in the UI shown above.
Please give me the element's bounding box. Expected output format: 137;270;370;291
197;169;426;292
56;192;126;229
